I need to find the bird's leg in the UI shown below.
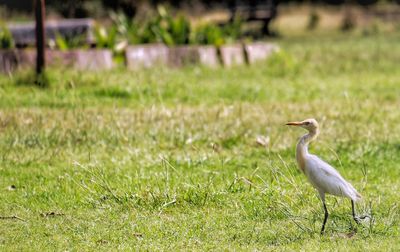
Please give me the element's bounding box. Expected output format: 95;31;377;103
351;200;370;224
351;200;360;224
321;201;329;234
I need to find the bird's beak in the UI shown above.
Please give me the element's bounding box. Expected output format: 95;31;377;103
286;121;303;126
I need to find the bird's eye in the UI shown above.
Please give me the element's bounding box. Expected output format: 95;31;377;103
304;122;310;125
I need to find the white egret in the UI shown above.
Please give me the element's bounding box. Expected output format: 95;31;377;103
286;118;368;233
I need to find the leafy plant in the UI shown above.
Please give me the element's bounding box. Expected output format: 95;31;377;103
109;11;146;47
0;25;14;49
54;33;87;51
167;14;191;45
221;15;243;43
125;5;192;46
123;5;243;46
191;23;224;46
94;25;118;49
54;34;69;51
94;24;128;64
111;10;159;45
149;6;191;46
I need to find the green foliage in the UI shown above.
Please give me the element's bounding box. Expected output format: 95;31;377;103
119;6;190;45
190;17;242;46
191;23;225;46
54;33;87;51
136;18;161;44
93;18;128;63
222;15;243;43
166;14;191;45
94;25;117;49
125;6;242;46
111;10;159;45
0;25;14;49
109;11;148;47
54;34;68;51
142;6;192;46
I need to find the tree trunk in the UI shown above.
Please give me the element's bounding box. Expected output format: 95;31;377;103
35;0;46;75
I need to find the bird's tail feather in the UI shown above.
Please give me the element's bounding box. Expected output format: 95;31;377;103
348;182;362;201
355;191;362;201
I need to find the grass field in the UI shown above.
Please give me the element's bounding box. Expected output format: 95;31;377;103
1;32;400;250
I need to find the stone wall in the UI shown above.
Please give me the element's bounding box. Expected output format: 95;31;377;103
0;42;278;73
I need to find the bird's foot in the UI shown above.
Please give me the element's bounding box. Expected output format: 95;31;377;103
353;216;361;224
320;225;326;235
353;214;371;224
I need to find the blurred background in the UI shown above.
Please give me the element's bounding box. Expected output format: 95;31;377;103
1;0;399;76
1;0;400;48
2;1;400;27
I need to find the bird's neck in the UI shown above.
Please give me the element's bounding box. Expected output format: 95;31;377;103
296;130;319;172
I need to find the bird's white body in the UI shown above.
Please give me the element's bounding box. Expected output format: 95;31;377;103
287;118;365;233
303;154;361;201
296;132;361;202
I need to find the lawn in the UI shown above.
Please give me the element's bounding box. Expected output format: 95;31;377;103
1;32;400;250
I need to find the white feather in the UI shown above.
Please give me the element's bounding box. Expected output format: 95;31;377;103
304;154;361;201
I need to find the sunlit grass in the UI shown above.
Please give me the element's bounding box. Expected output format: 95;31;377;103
0;32;399;250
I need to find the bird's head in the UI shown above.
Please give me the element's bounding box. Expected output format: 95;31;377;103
286;118;319;133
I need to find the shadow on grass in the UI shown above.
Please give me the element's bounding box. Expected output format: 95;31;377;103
13;70;50;88
94;87;131;99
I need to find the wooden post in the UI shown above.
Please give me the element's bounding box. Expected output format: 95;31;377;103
35;0;46;75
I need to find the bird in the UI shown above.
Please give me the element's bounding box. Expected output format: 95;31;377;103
286;118;368;234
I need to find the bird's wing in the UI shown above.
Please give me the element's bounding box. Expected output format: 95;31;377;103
305;155;360;201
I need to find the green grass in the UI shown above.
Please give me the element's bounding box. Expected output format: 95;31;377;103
1;32;400;250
